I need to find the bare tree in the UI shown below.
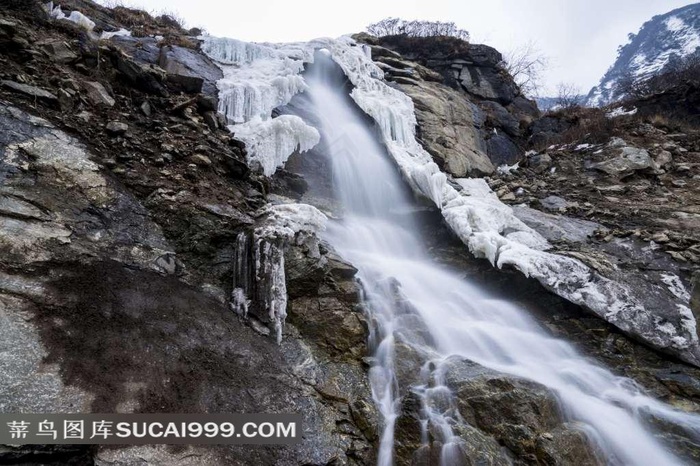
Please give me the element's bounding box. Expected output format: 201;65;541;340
366;18;469;41
503;41;548;97
555;82;584;110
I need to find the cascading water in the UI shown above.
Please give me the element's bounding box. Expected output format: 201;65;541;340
302;50;700;465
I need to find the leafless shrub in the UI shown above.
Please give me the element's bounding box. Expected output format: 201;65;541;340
366;18;469;41
555;82;585;110
503;41;548;97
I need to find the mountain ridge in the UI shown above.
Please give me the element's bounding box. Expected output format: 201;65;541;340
587;2;700;106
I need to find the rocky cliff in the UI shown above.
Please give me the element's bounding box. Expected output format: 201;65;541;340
356;33;540;171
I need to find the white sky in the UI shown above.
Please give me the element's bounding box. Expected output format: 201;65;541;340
97;0;696;95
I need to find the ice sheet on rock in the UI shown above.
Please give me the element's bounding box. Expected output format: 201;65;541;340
255;203;328;239
232;115;320;177
202;37;313;124
202;36;319;176
101;29;132;40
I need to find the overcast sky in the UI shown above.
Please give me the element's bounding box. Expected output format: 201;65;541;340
97;0;696;95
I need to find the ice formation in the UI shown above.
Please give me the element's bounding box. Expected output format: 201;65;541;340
44;2;96;31
201;37;321;176
100;29;132;40
232;116;320;177
232;203;326;343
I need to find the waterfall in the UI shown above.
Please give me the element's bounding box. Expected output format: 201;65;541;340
300;51;700;465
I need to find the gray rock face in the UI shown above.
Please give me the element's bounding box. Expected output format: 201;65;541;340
396;74;495;176
39;40;77;63
487;132;522;165
363;36;539;169
512;205;601;243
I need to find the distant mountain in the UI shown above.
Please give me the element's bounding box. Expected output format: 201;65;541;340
535;96;559;112
587;3;700;107
535;95;586;112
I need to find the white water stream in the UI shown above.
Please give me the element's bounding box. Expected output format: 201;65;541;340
301;51;700;466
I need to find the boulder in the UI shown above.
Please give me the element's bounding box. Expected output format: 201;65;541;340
82;81;115;107
105;121;128;135
591;146;654;177
39;40;77;63
158;44;223;98
486;133;522;165
528;152;552;172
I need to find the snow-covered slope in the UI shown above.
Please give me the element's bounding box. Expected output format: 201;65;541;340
587;3;700;106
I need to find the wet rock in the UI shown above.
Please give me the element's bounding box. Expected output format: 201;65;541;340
82;81;115;107
0;102;376;465
105;121;128;135
443;358;600;464
1;80;57;106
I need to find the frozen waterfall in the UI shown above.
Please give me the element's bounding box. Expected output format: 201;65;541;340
300;51;700;466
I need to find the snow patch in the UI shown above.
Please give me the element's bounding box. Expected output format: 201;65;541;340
497;162;519;175
607;107;638;118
